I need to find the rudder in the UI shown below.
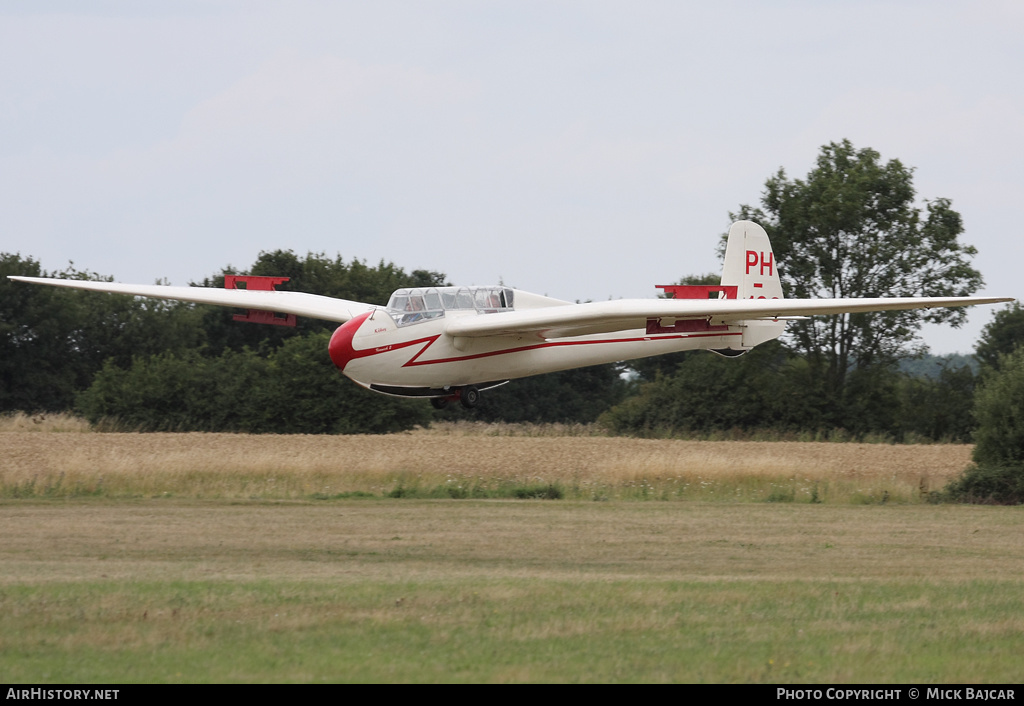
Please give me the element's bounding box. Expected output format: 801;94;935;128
720;220;786;349
720;220;784;300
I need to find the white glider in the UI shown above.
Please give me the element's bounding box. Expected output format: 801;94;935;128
10;221;1013;409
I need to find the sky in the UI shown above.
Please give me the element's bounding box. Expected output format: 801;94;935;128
2;0;1022;353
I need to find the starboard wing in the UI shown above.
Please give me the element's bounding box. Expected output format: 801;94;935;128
7;276;376;324
443;296;1015;340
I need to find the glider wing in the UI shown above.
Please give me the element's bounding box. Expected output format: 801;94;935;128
7;276;376;324
443;296;1015;340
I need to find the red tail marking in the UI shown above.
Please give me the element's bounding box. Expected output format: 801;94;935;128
746;250;759;274
745;251;773;276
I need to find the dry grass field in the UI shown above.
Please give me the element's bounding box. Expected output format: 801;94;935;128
0;417;973;503
2;415;1021;683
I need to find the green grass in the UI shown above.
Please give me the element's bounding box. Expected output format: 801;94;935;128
1;578;1021;683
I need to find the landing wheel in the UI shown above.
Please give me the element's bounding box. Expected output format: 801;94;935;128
430;397;449;410
459;385;480;409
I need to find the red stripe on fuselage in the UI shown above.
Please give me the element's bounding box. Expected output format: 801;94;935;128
329;312;372;370
330;312;444;371
330;314;741;371
402;331;739;366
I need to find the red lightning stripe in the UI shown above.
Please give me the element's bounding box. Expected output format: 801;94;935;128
329;311;741;371
398;331;739;367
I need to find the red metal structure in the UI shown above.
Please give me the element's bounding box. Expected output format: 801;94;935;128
224;276;297;327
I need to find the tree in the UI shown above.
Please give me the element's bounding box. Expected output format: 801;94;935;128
76;331;432;434
436;364;629;424
1;248;445;419
971;347;1024;468
976;302;1024;372
599;342;827;437
895;361;977;443
731;139;983;424
943;347;1024;504
1;254;205;412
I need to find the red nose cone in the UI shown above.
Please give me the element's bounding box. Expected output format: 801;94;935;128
329;312;372;370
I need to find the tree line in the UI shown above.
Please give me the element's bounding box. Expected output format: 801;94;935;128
2;140;1020;447
0;250;628;432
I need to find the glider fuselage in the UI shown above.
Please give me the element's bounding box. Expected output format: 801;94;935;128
328;299;743;397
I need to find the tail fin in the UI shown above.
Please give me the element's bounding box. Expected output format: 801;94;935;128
720;220;786;350
720;220;784;300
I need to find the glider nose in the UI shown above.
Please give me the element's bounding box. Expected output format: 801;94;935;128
328;312;372;370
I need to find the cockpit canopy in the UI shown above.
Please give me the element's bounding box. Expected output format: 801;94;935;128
386;286;515;327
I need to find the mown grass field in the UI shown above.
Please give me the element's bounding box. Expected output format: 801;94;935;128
2;500;1023;683
1;418;1021;683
